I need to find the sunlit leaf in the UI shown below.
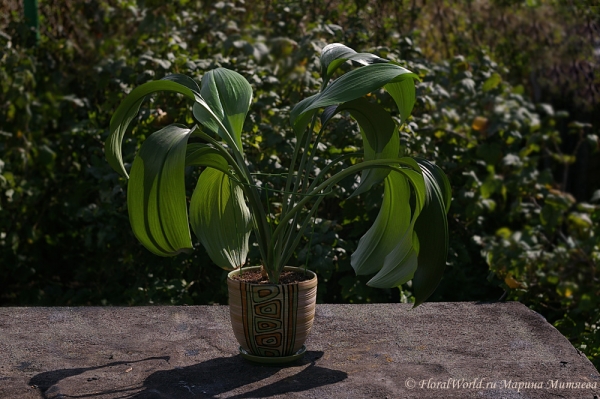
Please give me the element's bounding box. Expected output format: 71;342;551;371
482;73;502;92
351;172;412;276
106;77;214;178
384;77;416;124
192;68;252;152
291;63;418;138
189;168;252;270
185;143;230;174
127;124;194;257
320;43;383;79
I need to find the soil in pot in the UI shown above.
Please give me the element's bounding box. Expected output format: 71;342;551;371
230;269;313;284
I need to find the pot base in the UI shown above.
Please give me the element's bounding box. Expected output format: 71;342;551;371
239;345;306;364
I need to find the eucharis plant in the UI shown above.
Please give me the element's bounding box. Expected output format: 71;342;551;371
105;43;451;306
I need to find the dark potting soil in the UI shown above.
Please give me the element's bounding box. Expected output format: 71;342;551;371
231;269;313;284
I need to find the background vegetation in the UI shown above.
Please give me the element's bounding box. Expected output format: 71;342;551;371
1;0;598;369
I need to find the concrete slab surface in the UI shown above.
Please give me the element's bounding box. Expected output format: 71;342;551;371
0;302;598;398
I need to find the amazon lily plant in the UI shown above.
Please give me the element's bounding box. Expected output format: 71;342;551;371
105;43;451;305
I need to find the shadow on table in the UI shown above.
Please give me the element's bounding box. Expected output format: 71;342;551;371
28;351;346;398
135;351;347;398
28;356;171;398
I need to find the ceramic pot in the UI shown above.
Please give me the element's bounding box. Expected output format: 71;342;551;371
227;266;317;358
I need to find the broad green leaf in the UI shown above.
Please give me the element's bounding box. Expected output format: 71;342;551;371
351;172;412;276
355;127;399;197
359;168;425;288
320;43;382;79
162;73;201;92
337;98;399;197
190;168;252;270
106;79;203;178
127;124;194;257
290;63;418;138
193;75;223;140
192;68;252;152
385;77;416;124
412;159;451;306
367;234;419;288
185;143;230;174
396;166;427;213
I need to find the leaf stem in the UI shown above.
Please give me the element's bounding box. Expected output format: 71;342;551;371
273;158;423;261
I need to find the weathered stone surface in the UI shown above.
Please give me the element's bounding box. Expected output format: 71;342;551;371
0;302;598;398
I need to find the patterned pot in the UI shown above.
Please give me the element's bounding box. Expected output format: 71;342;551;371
227;266;318;358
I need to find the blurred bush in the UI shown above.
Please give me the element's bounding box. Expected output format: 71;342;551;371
0;0;598;368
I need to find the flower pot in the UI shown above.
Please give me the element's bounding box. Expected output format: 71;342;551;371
227;266;318;360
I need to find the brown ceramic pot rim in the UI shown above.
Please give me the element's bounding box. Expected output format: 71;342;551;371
227;266;317;287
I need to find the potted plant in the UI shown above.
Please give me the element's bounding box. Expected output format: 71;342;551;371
105;43;451;362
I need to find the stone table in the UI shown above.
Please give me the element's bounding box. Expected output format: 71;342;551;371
0;302;598;398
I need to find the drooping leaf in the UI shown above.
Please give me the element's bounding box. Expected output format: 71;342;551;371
162;73;201;92
189;168;252;270
367;234;419;288
357;168;424;288
412;159;452;306
337;97;399;197
185;143;230;174
351;172;412;276
192;68;252;152
127;124;194;257
320;43;383;79
395;165;427;213
385;77;416;124
106;76;218;178
350;157;446;290
290;63;418;138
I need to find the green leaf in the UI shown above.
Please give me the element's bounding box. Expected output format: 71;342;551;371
361;168;426;288
351;164;428;288
192;68;252;152
351;172;412;276
185;143;230;174
482;73;502;92
397;166;427;212
106;78;202;178
189;168;252;270
367;235;419;288
163;73;201;92
290;63;418;138
385;77;416;124
127;124;194;257
412;159;451;306
320;43;382;79
336;98;399;197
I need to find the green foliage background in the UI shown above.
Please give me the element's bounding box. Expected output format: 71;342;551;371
1;0;598;369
